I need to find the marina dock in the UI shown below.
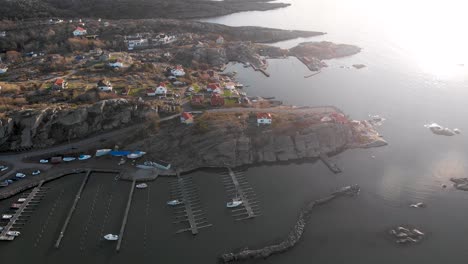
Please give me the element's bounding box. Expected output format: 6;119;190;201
116;179;136;252
54;169;92;248
319;153;342;173
0;180;46;241
250;64;270;77
170;175;211;235
223;168;260;220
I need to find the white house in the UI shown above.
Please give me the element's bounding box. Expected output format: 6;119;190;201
171;65;185;77
126;38;148;50
154;34;176;45
97;80;113;91
257;113;272;126
216;35;224;45
73;27;87;36
155;83;168;95
108;61;124;68
224;82;236;90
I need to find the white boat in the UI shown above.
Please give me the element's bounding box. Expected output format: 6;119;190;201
167;199;183;206
95;149;112;157
226;197;243;208
0;166;8;171
15;173;26;178
63;157;76;162
32;170;41;176
78;155;92;160
39;159;49;164
17;198;26;203
409;202;425;208
104;234;119;241
2;214;13;219
127;151;146;159
6;231;20;237
412;229;425;236
136;183;148;189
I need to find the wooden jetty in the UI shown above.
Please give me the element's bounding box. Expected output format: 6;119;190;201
0;180;46;241
54;169;92;248
170;175;211;235
319;153;342;174
116;179;136;252
250;64;270;77
223;168;260;221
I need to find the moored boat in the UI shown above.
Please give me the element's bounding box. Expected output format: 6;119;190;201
17;198;26;203
95;149;112;157
227;197;243;208
11;203;21;209
7;231;20;237
167;199;183;206
136;183;148;189
39;159;49;164
63;157;76;162
2;214;13;219
104;234;118;241
32;170;41;176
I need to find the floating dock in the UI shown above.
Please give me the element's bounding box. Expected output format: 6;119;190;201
222;168;260;221
54;169;91;248
170;175;211;235
116;179;136;252
0;180;46;241
319;153;342;173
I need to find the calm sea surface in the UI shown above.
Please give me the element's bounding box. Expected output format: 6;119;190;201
2;1;468;263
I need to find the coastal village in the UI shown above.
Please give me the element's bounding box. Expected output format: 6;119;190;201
0;16;385;261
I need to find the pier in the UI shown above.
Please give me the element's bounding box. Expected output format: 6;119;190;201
222;168;260;221
54;169;91;248
0;180;46;241
319;153;342;173
250;64;270;77
170;175;211;235
116;179;136;252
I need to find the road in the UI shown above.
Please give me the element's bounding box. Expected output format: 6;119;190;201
0;113;181;181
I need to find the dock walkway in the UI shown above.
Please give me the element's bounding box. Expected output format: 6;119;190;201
0;180;46;241
170;175;211;235
116;179;136;252
223;168;260;220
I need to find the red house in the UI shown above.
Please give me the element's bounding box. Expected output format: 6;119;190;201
211;93;225;106
180;112;194;124
191;93;205;106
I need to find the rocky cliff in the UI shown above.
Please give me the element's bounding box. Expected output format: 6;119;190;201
0;99;149;151
129;107;387;172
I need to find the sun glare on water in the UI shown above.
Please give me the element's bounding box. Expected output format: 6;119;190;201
377;0;468;79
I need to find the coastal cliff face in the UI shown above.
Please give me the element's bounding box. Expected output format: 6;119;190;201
0;99;148;151
130;107;387;172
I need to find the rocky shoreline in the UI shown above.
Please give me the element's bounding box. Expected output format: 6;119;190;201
128;106;387;172
220;185;361;262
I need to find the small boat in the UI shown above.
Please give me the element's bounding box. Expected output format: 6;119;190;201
95;149;112;157
15;173;26;178
167;199;183;206
0;165;8;171
32;170;41;176
6;231;20;237
39;159;49;164
6;180;13;184
63;157;76;162
104;234;119;241
2;214;13;219
78;154;92;160
235;82;244;88
409;202;425;208
226;197;243;208
0;182;8;187
11;203;21;209
136;183;148;189
17;198;26;203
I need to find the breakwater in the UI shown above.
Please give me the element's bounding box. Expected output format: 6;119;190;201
220;185;360;262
